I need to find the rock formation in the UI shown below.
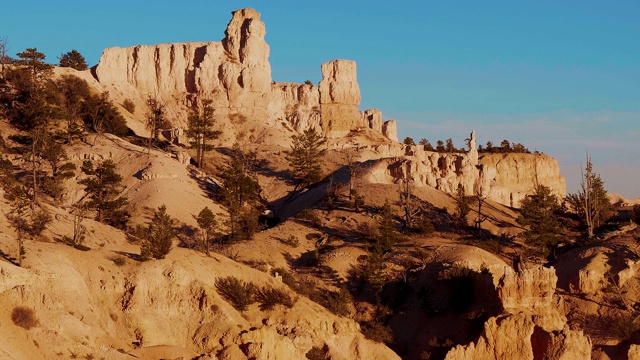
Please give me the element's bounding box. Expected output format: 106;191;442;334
479;152;566;207
94;8;397;142
445;266;592;360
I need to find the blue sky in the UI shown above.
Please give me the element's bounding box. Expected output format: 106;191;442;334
3;1;639;197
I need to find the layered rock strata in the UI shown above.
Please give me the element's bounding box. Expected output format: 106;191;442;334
94;9;397;141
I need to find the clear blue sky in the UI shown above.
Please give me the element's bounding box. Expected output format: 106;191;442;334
4;1;639;198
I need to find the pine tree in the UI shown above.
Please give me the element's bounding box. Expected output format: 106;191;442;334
285;128;327;189
186;99;221;167
454;184;470;228
140;205;176;260
145;98;169;149
80;159;129;229
220;157;260;240
57;75;91;143
378;200;397;253
517;185;563;257
58;50;88;71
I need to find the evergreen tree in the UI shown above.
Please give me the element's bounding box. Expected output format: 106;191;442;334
419;138;434;151
365;242;387;294
80;159;129;229
403;137;416;146
82;91;129;142
145;98;169;149
454;184;470;228
517;185;563;257
14;48;53;87
196;207;217;255
378;200;397;253
436;140;445;152
285;128;327;189
58;50;88;71
186;99;221;167
445;138;455;152
220;157;260;240
56;75;91;143
140;205;176;260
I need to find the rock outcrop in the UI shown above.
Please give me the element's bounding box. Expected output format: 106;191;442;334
446;266;592;360
361;132;565;208
479;153;566;208
96;8;271;134
94;8;397;142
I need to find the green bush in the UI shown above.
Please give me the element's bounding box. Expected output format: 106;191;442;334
255;286;296;311
215;276;256;311
11;307;38;329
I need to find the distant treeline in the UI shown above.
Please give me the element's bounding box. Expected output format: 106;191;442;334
403;137;532;154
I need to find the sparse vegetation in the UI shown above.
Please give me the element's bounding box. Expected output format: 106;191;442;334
255;286;296;310
11;307;38;329
58;49;88;70
215;276;257;311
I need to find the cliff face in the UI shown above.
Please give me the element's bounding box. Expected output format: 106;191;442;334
96;8;271;132
94;9;396;142
362;136;566;209
479;153;566;207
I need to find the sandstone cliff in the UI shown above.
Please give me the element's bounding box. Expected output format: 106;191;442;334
479;153;566;207
94;8;397;143
360;132;566;209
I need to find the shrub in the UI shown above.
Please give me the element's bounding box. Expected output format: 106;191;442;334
122;99;136;114
11;307;38;329
255;286;296;311
215;276;256;311
306;345;328;360
108;254;127;266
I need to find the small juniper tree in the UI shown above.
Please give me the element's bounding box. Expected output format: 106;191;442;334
140;205;176;260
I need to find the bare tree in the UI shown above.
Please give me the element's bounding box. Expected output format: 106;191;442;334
567;154;613;238
343;148;363;199
474;180;489;233
399;177;420;230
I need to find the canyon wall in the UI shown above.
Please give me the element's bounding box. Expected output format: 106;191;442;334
94;8;396;141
